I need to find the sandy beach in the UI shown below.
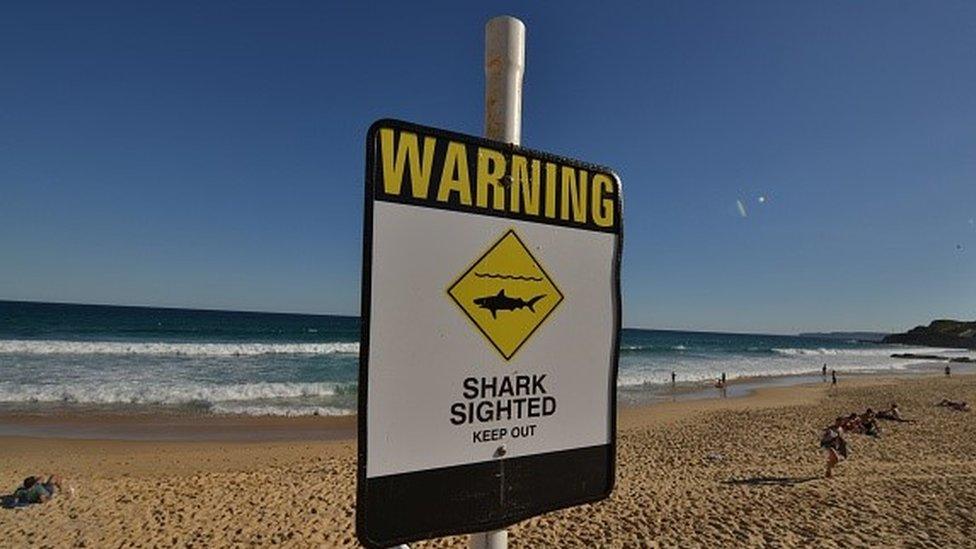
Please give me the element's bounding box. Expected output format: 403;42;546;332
2;372;975;547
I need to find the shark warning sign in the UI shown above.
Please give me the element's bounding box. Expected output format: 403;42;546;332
358;119;622;548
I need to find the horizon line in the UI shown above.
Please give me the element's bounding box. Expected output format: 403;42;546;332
0;297;903;337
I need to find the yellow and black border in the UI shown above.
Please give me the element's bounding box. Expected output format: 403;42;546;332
357;119;623;549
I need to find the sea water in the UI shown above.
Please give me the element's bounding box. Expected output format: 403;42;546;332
0;301;970;416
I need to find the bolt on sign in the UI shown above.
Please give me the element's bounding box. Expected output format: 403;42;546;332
357;119;622;548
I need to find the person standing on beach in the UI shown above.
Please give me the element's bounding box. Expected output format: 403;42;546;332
831;369;837;387
945;364;951;377
716;373;727;398
671;370;676;388
822;363;827;381
820;422;848;478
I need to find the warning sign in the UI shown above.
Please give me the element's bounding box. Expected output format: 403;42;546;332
358;119;622;549
448;229;563;360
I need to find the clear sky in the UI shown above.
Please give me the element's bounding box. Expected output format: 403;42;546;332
1;1;974;334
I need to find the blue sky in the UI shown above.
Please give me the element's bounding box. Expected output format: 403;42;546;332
1;1;974;334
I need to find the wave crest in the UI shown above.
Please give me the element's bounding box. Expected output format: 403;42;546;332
0;339;359;357
208;403;351;416
0;381;349;406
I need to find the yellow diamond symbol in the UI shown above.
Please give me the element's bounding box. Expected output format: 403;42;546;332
448;229;564;360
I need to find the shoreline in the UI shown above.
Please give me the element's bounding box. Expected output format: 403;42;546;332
0;364;968;442
3;372;975;546
622;358;974;404
0;412;356;442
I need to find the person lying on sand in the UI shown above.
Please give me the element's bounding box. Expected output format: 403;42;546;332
937;399;971;412
835;413;862;434
21;475;62;503
876;403;915;423
3;475;64;508
820;421;848;478
860;409;881;437
832;411;879;436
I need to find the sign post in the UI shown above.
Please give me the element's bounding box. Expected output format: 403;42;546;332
357;15;622;549
470;15;526;549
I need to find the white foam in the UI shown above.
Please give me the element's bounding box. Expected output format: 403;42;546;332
0;381;344;405
771;346;960;357
616;362;911;388
209;403;352;416
620;345;648;351
616;345;970;388
0;339;359;357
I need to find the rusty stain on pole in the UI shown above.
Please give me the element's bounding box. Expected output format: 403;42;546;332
484;15;525;145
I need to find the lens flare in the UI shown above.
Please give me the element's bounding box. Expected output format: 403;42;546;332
736;199;747;218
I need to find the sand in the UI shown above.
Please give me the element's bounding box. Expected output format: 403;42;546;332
2;374;975;547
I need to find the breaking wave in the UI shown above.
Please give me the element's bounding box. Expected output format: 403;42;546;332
208;403;352;416
0;381;349;407
770;347;959;357
0;339;359;357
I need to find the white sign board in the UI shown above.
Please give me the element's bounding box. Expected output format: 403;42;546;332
357;119;622;548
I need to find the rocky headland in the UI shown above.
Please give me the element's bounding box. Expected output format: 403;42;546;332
883;320;976;350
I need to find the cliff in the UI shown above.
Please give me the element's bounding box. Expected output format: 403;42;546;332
883;320;976;350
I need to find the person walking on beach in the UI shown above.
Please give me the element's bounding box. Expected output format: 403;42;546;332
822;363;827;381
721;372;726;387
831;369;837;387
945;364;951;377
671;370;676;388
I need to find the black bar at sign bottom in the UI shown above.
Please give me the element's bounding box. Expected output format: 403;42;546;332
357;444;613;548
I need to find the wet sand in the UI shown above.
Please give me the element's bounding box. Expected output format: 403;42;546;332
2;373;974;547
0;412;355;442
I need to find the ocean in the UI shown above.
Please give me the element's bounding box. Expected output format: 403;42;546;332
1;301;970;416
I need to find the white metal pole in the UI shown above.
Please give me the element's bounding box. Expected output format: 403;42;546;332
470;529;509;549
470;14;525;549
484;15;525;146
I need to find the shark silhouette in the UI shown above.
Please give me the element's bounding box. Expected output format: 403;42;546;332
473;289;546;319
